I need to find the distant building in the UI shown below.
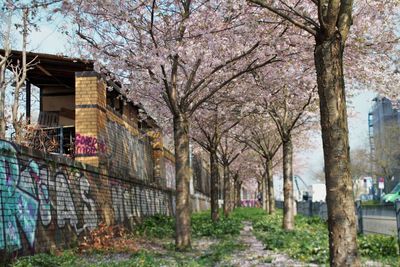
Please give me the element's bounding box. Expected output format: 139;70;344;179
368;96;400;192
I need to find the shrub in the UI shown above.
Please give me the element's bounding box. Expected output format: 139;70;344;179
358;234;398;258
135;214;175;238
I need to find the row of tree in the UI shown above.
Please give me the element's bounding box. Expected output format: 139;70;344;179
1;1;399;266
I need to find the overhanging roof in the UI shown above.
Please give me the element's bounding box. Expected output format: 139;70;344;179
0;49;94;89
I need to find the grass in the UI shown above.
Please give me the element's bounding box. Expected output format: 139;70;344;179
11;210;244;267
135;210;242;239
11;208;399;266
247;208;399;266
11;238;245;267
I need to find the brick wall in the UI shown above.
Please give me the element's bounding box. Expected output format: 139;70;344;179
0;139;175;256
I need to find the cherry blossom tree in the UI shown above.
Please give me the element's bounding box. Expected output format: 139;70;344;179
267;86;315;230
218;132;247;216
63;0;279;250
247;0;399;265
192;99;242;220
229;150;260;206
239;114;282;214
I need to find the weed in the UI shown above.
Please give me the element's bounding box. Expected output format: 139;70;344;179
251;209;399;265
11;250;83;267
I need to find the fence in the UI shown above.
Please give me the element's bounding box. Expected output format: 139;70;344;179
276;200;400;246
0;139;209;257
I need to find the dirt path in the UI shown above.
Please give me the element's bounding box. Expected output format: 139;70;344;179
221;221;320;267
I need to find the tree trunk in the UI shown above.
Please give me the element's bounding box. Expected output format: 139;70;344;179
314;34;360;266
266;159;275;214
12;91;21;143
282;136;294;230
229;178;235;211
262;170;270;213
0;64;6;139
210;148;220;221
173;114;191;251
235;181;242;207
223;165;232;216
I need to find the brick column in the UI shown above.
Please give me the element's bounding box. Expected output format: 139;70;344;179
74;71;107;167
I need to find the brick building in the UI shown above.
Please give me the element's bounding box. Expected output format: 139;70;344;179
4;50;211;196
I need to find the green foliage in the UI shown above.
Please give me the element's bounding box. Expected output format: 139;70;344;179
11;250;83;267
136;211;242;239
358;234;398;258
191;211;242;238
196;239;246;266
254;213;329;264
250;208;399;265
230;207;267;222
135;214;175;238
109;251;167;267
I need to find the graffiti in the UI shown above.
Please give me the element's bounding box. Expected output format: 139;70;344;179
79;175;98;231
75;133;106;156
0;139;195;256
111;183;171;222
0;140;100;252
0;142;39;251
56;172;79;230
111;185;125;222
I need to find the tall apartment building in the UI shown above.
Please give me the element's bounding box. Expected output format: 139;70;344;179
368;96;400;192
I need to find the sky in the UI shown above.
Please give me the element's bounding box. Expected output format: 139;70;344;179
297;91;377;185
8;14;379;188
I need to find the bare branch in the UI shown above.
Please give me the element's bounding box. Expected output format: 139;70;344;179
248;0;317;36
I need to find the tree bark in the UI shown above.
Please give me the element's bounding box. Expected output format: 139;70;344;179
282;137;294;230
266;159;275;214
0;63;6;139
173;114;191;251
262;170;270;213
223;165;232;216
315;34;360;266
210;148;220;221
12;92;21;143
235;181;242;207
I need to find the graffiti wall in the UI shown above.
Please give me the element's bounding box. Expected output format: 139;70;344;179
0;140;173;255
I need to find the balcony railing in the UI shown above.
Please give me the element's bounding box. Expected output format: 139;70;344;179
25;125;75;155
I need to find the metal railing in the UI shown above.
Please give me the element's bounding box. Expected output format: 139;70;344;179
281;200;400;244
26;125;75;155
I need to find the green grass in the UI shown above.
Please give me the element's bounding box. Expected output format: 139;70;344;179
230;207;267;222
135;210;242;239
11;238;245;267
12;210;245;267
11;250;84;267
250;209;399;266
191;211;242;238
12;208;399;266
